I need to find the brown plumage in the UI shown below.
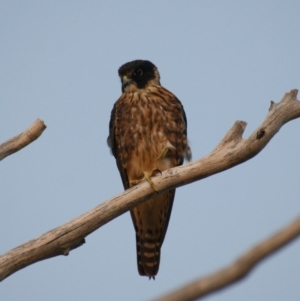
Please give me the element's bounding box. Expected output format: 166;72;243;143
107;60;191;278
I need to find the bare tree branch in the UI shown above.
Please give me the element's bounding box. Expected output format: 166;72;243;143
0;90;299;282
153;217;300;301
0;119;46;161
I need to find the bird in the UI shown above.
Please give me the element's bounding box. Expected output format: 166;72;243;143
107;60;191;279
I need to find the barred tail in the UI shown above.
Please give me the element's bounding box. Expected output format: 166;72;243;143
130;190;175;279
136;229;161;279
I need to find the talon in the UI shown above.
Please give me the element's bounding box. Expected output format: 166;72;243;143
130;179;141;186
157;147;169;160
152;168;162;176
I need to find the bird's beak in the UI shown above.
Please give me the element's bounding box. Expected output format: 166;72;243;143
122;75;132;86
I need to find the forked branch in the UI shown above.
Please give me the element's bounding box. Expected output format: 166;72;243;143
0;90;299;283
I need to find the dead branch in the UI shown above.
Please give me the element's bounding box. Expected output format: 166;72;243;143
0;119;46;161
0;90;299;282
153;217;300;301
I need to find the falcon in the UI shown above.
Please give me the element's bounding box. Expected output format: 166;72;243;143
107;60;191;278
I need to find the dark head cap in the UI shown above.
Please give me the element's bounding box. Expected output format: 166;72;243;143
118;60;160;92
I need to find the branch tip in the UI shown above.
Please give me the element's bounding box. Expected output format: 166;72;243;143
0;118;46;161
282;89;298;104
289;89;298;99
223;120;246;143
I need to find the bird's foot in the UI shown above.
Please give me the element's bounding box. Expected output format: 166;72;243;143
130;169;161;192
157;147;169;160
157;142;175;160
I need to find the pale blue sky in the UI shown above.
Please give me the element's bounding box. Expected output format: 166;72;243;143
1;1;300;300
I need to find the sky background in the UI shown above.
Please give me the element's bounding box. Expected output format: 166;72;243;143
1;1;300;300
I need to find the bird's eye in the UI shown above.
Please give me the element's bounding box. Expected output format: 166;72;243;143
134;69;143;76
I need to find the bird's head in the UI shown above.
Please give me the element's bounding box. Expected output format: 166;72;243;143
118;60;161;93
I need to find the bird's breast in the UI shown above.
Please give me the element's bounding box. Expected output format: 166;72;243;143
114;88;188;179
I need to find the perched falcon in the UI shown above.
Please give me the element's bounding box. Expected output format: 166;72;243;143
107;60;191;278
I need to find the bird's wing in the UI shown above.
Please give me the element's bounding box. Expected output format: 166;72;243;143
107;101;130;189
